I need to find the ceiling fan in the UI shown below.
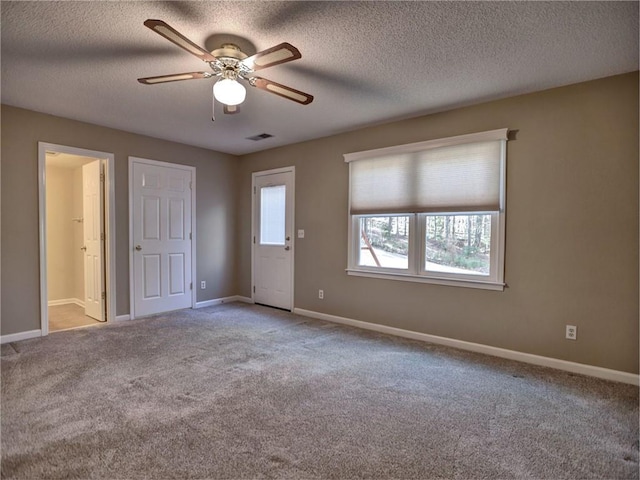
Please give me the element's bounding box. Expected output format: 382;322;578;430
137;19;314;119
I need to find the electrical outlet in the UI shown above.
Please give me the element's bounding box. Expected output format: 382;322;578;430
566;325;577;340
318;289;324;300
200;281;206;290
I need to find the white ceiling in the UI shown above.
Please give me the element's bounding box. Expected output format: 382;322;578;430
2;1;638;155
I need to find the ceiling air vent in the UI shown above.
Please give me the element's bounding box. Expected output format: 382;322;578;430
246;133;273;141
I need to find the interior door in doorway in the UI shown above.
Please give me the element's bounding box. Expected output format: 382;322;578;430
132;160;193;318
82;160;105;321
254;170;294;310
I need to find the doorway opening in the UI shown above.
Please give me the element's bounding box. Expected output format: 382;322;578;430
38;143;116;335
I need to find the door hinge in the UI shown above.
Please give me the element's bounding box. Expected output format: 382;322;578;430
100;173;105;182
253;236;256;244
253;286;255;293
101;292;106;300
189;232;192;240
190;282;193;290
253;186;256;194
189;181;193;189
100;232;105;241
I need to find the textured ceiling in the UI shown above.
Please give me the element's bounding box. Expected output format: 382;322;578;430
2;1;638;155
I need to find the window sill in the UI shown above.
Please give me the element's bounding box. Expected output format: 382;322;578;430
346;268;505;291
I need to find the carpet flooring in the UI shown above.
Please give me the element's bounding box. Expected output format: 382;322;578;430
1;303;638;479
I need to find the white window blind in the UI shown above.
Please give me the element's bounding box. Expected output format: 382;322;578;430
345;129;507;215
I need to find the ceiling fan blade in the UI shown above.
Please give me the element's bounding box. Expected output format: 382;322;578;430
251;77;314;105
137;71;212;84
224;105;241;114
144;19;216;63
243;43;301;71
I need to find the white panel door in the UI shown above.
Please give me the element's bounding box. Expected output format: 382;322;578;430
254;170;294;310
132;161;192;317
82;160;105;321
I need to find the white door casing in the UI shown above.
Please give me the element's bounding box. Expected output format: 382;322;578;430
130;158;194;318
38;142;116;337
82;160;105;321
252;168;294;310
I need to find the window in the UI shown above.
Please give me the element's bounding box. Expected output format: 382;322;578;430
345;129;507;290
358;215;411;269
260;185;286;245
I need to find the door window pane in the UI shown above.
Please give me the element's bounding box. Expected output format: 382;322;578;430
358;216;409;269
260;185;286;245
425;214;491;275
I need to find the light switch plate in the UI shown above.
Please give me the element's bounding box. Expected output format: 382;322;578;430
298;229;305;238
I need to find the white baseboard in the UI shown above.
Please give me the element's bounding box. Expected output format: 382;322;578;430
48;299;69;306
117;295;254;320
195;295;254;309
1;329;42;344
48;298;85;308
293;308;639;386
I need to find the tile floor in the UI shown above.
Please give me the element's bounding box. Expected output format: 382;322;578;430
48;303;103;331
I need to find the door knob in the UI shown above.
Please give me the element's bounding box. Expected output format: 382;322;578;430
80;246;87;251
286;236;291;241
284;246;290;251
135;245;142;251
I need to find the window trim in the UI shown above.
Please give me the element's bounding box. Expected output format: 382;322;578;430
343;128;508;163
345;268;506;291
345;129;507;291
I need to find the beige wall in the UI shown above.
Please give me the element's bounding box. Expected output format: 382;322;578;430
1;105;239;334
2;73;637;374
45;163;88;303
45;164;83;302
237;72;639;374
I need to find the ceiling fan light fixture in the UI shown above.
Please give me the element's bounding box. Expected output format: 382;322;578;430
213;77;246;106
139;20;314;113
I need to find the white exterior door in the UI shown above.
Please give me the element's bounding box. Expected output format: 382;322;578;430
82;160;105;321
253;169;294;310
131;160;193;318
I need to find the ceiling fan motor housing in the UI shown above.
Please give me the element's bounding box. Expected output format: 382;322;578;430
211;44;248;62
